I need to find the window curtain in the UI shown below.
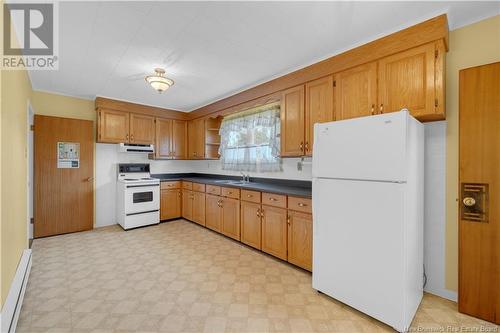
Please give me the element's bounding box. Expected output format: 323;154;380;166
218;102;282;172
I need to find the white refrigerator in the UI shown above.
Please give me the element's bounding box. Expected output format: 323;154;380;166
312;110;424;332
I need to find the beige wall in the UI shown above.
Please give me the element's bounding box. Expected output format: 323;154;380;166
31;91;95;122
445;15;500;292
1;69;32;306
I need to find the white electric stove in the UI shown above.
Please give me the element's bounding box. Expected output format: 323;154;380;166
116;163;160;230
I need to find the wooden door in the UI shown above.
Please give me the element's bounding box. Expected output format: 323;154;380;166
305;76;334;156
182;190;193;221
188;119;205;159
281;85;305;157
97;109;129;143
287;211;312;271
241;201;262;250
172;120;187;159
155;118;172;159
129;113;155;144
34;115;94;237
192;191;206;226
206;194;221;232
335;62;378;120
261;205;288;260
221;197;240;241
378;43;435;117
160;189;181;220
458;62;500;324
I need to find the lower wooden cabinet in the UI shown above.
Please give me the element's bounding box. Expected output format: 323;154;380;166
182;190;193;221
287;210;312;271
261;205;288;260
240;201;262;250
205;194;222;232
160;189;181;220
221;197;240;241
192;191;206;226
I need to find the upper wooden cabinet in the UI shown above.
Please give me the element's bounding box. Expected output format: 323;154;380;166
97;109;129;143
334;62;378;121
171;120;187;159
188;119;205;159
97;110;155;144
129;113;155;144
378;43;436;117
155;118;172;158
305;76;334;156
155;119;187;159
281;85;305;157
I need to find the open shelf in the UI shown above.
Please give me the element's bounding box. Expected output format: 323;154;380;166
204;116;223;159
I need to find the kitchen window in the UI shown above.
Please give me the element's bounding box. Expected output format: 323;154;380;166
219;102;281;172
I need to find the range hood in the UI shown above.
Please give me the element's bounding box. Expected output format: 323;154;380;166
118;143;154;153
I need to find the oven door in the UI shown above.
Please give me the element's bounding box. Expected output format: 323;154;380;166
125;184;160;215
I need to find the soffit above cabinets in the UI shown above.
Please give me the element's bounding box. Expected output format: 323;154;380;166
21;1;500;112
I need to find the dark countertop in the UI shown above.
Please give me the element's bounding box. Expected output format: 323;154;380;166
151;173;312;198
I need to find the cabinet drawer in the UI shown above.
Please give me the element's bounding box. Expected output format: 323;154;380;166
241;189;261;203
182;181;193;190
206;185;221;195
262;192;287;208
222;187;240;199
192;183;206;192
288;196;312;214
160;181;181;190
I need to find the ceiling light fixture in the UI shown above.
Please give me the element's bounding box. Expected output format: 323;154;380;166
145;68;174;93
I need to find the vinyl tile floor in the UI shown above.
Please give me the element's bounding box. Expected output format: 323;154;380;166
17;220;498;333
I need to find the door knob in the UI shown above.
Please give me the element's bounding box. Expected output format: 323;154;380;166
86;177;93;182
463;197;476;207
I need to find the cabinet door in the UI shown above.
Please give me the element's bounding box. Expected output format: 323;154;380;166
221;197;240;241
182;190;193;221
172;120;187;159
287;211;312;271
261;206;288;260
155;118;172;158
192;191;206;226
97;109;129;143
281;85;305;157
305;76;334;156
129;113;155;144
378;43;435;117
160;189;181;220
205;194;221;232
241;201;262;250
188;119;205;159
335;62;378;121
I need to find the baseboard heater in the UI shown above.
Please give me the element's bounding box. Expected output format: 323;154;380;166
1;249;32;333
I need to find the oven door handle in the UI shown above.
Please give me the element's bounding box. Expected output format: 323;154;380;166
126;184;160;188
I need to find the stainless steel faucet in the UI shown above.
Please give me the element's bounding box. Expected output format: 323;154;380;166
240;172;250;182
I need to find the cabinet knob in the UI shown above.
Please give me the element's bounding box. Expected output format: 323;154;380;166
379;104;384;113
299;141;304;151
126;134;129;140
371;104;375;115
463;197;476;207
269;197;277;202
247;194;252;198
298;203;306;207
305;142;309;152
287;215;291;226
256;209;261;217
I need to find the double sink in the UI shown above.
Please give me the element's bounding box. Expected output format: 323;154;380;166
212;179;252;186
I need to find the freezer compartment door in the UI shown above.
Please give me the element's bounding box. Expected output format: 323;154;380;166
312;178;408;331
312;111;407;182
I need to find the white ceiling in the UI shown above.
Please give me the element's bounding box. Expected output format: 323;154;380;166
24;1;499;111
